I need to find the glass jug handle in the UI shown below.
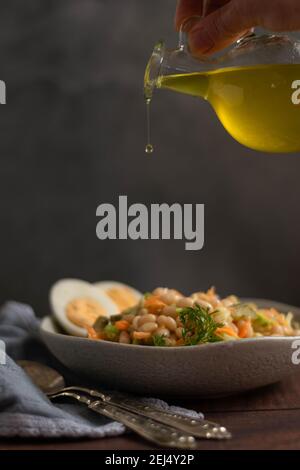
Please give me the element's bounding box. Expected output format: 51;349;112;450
178;0;213;50
178;16;203;51
236;28;256;45
178;13;256;52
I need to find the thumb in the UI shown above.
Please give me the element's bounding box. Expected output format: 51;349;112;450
188;0;257;55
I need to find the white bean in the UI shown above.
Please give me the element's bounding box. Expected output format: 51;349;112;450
163;305;177;317
138;314;157;326
175;327;183;338
132;315;141;329
153;287;168;296
139;308;148;316
139;322;158;333
155;327;170;337
160;292;179;305
119;331;130;344
157;315;177;331
157;315;168;326
176;297;194;308
165;317;177;331
165;335;177;346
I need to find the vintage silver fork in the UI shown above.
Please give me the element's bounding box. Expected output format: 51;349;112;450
19;360;231;443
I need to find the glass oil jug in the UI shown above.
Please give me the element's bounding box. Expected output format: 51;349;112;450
144;28;300;153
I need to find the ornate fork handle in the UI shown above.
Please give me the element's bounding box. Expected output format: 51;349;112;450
90;401;196;449
59;386;230;440
49;391;196;449
109;395;231;439
108;396;231;440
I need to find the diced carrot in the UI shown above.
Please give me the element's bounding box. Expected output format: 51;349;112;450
132;331;151;340
207;286;216;297
144;295;166;313
86;326;102;340
176;338;185;346
115;320;130;331
277;313;286;325
237;320;251;338
215;326;239;338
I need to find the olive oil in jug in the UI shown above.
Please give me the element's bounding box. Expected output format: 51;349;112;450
144;35;300;153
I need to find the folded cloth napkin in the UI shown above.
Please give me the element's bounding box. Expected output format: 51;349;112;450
0;301;204;439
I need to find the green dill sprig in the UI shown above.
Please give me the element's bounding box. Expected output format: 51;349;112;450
143;292;152;299
179;304;223;346
152;334;167;346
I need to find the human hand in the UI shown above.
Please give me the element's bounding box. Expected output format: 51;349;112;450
175;0;300;56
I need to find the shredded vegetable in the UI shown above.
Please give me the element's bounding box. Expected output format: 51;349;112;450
86;287;300;346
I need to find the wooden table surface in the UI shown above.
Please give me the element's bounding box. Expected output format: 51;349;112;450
1;372;300;450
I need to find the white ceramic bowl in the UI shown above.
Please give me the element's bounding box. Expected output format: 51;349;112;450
40;299;300;397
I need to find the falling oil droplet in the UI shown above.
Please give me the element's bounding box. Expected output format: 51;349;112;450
145;98;154;154
145;143;153;154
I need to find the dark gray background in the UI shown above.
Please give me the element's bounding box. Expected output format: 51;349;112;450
0;0;299;315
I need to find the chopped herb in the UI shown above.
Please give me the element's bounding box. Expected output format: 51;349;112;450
110;314;123;322
143;292;152;299
93;316;109;332
179;304;223;346
253;311;274;328
152;334;166;346
122;305;139;316
104;323;119;340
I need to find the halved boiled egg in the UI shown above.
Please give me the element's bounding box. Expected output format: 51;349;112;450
94;281;142;312
50;279;118;337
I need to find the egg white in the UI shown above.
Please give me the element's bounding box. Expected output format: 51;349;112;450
49;278;118;337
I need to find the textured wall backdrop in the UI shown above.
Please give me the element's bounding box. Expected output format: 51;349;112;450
0;0;299;314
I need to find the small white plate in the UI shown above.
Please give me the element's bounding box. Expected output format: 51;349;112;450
40;298;300;397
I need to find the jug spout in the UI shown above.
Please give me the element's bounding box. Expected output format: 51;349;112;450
144;41;165;100
144;40;214;100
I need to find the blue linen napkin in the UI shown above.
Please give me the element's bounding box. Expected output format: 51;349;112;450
0;301;204;438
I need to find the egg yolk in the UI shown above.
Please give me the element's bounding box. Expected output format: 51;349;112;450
106;287;138;311
66;297;107;328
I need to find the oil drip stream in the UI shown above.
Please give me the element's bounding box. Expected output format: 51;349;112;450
145;97;153;154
